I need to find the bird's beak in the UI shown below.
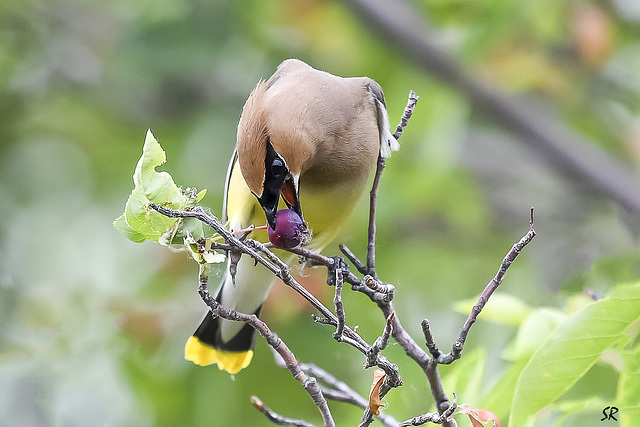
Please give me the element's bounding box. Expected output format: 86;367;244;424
261;200;278;230
259;174;302;229
281;174;303;220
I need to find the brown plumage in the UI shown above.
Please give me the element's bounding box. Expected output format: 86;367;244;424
185;59;399;373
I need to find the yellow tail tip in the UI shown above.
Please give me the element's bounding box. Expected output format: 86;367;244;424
185;336;253;374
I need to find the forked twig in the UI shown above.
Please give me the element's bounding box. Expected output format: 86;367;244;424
398;394;458;426
147;88;535;426
194;264;335;427
422;208;537;364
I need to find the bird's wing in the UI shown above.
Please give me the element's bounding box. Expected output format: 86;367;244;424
223;151;264;232
367;82;400;158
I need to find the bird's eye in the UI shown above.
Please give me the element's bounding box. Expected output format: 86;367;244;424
271;158;285;177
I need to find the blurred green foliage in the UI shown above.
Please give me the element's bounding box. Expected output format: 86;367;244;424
1;0;639;425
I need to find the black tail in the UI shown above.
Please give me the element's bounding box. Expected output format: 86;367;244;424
192;307;261;352
184;305;262;373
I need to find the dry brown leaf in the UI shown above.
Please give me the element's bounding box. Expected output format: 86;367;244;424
459;404;500;427
368;369;386;416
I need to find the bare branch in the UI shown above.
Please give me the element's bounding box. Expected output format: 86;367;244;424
193;265;335;426
393;90;420;140
300;363;400;427
339;244;368;275
426;209;537;364
251;396;317;427
332;268;346;341
366;155;385;278
421;319;441;359
398;394;458;427
367;90;420;277
368;312;395;366
296;240;454;423
150;202;405;424
147;83;535;427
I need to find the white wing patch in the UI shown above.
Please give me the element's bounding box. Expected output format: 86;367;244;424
375;98;400;158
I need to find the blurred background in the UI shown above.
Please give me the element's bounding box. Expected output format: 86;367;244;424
1;0;639;425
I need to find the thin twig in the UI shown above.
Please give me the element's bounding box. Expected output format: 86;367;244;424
398;394;458;426
299;363;400;427
367;90;419;277
367;312;395;367
251;396;317;427
421;319;441;359
288;228;453;423
150;203;278;274
393;90;419;140
425;208;537;364
194;263;335;427
339;244;368;275
340;249;454;424
150;202;403;406
332;269;346;341
366;154;385;277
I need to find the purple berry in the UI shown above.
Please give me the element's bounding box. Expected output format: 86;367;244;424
267;209;309;249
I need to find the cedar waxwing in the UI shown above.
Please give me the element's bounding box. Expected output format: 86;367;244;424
185;59;399;373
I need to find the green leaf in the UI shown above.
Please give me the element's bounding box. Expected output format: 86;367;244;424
124;186;179;242
618;343;640;427
503;308;566;361
184;233;226;264
509;282;640;426
453;292;531;326
113;214;147;243
441;347;486;404
115;129;195;243
132;129;187;209
481;359;528;422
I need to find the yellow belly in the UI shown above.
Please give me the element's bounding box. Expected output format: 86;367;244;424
226;159;368;253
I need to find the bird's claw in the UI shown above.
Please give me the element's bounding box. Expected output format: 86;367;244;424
327;256;349;286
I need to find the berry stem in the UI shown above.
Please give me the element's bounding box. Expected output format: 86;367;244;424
209;225;267;242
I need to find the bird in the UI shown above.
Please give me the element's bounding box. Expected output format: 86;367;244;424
184;59;399;374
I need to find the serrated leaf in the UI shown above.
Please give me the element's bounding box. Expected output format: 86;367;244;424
510;282;640;426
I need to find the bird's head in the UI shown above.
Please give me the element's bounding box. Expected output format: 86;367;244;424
236;81;309;229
